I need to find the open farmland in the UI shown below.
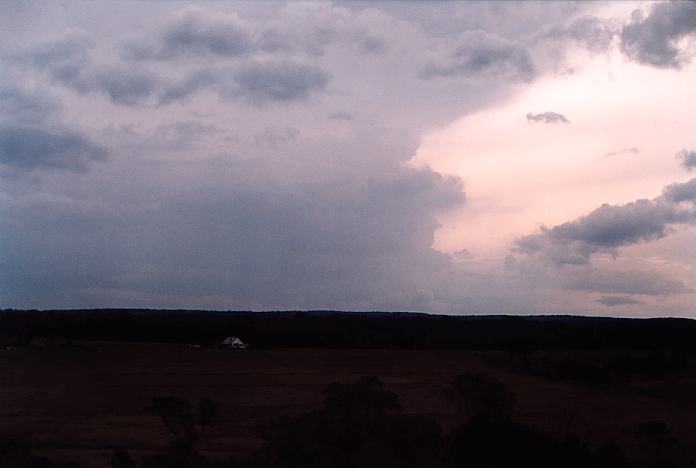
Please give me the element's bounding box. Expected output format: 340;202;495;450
2;343;696;467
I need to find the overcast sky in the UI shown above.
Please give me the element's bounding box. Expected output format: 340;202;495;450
1;1;695;316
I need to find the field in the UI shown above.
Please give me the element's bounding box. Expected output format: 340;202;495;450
2;343;696;467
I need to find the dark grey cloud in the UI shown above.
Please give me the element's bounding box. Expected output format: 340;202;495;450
620;1;696;68
161;59;333;105
663;177;696;203
516;178;696;266
526;111;569;124
419;30;535;81
92;68;160;106
123;4;384;62
229;61;331;105
12;30;93;88
10;29;330;107
515;200;675;265
352;31;387;54
10;31;161;106
597;295;643;307
0;76;106;172
515;232;595;266
157;61;331;106
64;65;161;106
677;150;696;171
0;125;106;171
124;7;252;61
157;70;217;105
0;85;61;125
549;200;675;247
543;16;618;53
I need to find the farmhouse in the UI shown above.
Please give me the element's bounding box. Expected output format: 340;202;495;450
219;336;247;349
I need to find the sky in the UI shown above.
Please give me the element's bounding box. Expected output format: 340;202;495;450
0;1;695;316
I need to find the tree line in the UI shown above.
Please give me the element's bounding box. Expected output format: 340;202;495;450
2;309;696;350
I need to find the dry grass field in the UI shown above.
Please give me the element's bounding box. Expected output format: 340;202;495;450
2;343;696;467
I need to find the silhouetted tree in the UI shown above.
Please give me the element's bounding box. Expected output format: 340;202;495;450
260;377;441;468
444;373;515;421
147;396;221;450
323;376;401;419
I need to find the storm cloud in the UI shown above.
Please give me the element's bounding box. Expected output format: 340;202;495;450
0;145;466;309
1;1;695;315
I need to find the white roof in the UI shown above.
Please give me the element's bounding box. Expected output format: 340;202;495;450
221;336;244;344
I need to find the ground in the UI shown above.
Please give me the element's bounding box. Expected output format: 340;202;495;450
2;343;696;467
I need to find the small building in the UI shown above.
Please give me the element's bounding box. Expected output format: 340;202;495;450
219;336;247;349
